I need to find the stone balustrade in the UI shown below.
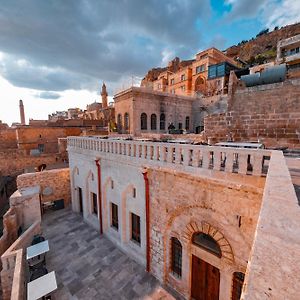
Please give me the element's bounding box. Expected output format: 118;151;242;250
68;137;272;177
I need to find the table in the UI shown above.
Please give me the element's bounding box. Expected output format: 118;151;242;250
27;271;57;300
27;240;49;260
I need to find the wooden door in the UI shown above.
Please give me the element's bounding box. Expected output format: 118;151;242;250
78;187;83;214
191;255;220;300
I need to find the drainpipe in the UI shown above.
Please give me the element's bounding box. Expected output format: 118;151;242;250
142;169;150;272
95;159;103;234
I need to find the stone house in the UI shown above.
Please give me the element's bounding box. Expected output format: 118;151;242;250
67;136;297;299
148;48;238;97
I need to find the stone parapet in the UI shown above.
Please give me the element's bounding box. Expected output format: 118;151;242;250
1;221;41;300
241;151;300;299
68;136;271;179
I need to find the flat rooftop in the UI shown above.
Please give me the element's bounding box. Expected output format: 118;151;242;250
42;209;182;300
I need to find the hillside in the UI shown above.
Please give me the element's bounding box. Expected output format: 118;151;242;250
142;22;300;85
225;22;300;64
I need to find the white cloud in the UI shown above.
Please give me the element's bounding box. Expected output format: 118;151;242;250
161;49;175;66
263;0;300;28
224;0;300;28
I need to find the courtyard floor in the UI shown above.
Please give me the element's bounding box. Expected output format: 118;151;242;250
42;208;182;300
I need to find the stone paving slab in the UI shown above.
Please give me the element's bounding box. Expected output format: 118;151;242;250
42;208;183;299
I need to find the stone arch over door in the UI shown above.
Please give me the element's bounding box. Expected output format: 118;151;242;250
102;176;113;232
121;184;135;243
182;220;234;263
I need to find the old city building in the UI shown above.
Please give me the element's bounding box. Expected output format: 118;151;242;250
66;135;299;299
142;48;239;97
0;31;299;300
114;87;195;135
47;83;115;128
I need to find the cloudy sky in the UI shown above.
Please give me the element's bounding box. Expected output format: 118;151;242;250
0;0;299;125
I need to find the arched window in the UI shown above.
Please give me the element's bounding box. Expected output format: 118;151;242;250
151;114;157;130
171;237;182;277
141;113;147;130
117;114;122;133
232;272;245;300
124;113;129;131
185;116;190;131
160;113;165;130
192;232;222;258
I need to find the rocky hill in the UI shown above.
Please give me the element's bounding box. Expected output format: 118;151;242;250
225;22;300;65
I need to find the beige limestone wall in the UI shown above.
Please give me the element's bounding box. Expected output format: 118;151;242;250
69;151;147;267
17;168;71;206
9;185;41;230
242;151;300;299
148;168;264;299
1;221;41;300
0;208;18;263
0;185;42;300
114;87;194;135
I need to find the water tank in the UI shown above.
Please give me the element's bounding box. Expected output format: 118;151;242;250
241;64;286;87
241;73;260;87
260;64;286;85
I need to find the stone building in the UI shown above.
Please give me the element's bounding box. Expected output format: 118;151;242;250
114;87;195;135
143;48;238;97
67;136;300;299
276;33;300;79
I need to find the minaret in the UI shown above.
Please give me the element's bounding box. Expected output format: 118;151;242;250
19;99;25;125
101;82;108;108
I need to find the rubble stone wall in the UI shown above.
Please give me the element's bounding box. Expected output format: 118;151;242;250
0;129;17;150
16;126;82;153
0;150;60;176
205;80;300;148
17;168;71;205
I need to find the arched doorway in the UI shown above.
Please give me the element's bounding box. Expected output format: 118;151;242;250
191;232;221;300
195;76;206;95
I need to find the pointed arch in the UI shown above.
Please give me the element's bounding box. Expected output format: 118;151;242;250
102;176;113;232
121;183;136;243
71;166;79;212
85;170;95;215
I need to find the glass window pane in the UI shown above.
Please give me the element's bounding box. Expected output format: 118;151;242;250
192;233;222;257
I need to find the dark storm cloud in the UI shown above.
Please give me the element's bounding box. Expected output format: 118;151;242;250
37;91;61;100
0;0;211;93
